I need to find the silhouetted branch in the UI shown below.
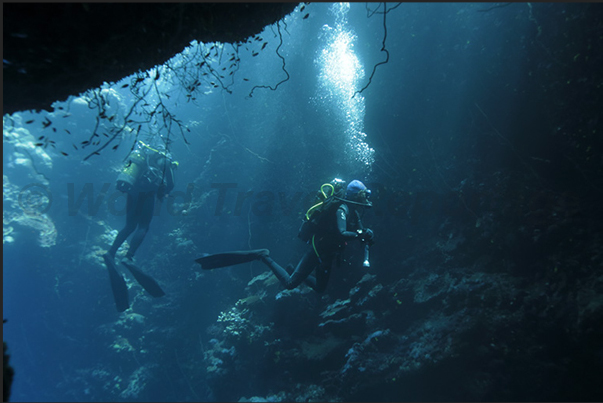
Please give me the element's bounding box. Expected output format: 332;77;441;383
354;2;392;98
366;2;401;17
248;21;290;98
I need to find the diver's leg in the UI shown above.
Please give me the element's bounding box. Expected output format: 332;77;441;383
285;264;316;289
261;250;319;290
313;254;335;293
107;193;138;259
126;191;155;259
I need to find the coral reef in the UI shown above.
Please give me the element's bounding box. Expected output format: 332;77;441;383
3;175;57;247
119;366;152;399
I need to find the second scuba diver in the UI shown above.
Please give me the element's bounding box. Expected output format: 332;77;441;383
103;141;177;312
195;179;374;293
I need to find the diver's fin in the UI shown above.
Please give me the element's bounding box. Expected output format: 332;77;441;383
122;262;166;298
195;249;269;270
103;254;129;312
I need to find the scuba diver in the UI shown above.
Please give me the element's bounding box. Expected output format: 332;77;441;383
196;179;374;293
102;140;177;312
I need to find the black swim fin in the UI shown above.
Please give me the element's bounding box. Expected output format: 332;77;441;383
103;254;129;312
195;249;269;270
122;261;166;298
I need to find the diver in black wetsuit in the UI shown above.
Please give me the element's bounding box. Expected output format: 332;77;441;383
102;141;177;311
196;179;374;293
107;141;176;263
261;179;374;292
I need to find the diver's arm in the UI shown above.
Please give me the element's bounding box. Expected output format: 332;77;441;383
337;205;360;240
355;209;364;231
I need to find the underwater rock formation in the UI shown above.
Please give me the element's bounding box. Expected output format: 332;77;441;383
3;340;14;402
200;200;603;401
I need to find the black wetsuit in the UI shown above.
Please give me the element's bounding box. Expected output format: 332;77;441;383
261;202;364;293
108;155;175;260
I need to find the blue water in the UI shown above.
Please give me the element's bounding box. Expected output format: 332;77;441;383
4;3;598;401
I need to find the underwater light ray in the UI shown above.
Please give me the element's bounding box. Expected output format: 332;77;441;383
316;3;375;168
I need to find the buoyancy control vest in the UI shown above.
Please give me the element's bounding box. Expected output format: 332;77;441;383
298;181;347;242
116;142;173;193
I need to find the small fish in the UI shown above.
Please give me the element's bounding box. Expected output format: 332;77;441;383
57;106;64;110
102;133;109;137
300;5;305;12
127;119;134;123
252;51;259;57
72;144;78;150
34;142;44;146
108;115;115;122
25;119;34;124
155;70;160;80
134;76;145;84
112;144;119;150
243;78;249;81
62;113;71;118
93;152;100;156
121;83;129;88
38;135;45;140
52;127;57;132
64;129;71;134
42;118;52;128
229;55;235;61
61;151;68;156
81;141;90;145
255;36;263;42
261;42;268;50
303;13;309;19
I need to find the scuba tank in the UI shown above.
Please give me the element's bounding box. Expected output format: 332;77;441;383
116;150;146;193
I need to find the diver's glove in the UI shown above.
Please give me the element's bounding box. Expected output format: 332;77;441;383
357;228;375;245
